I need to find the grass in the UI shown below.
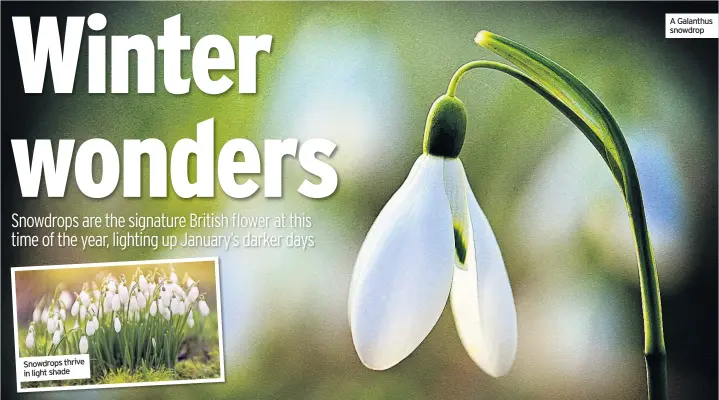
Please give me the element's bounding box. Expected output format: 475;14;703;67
20;347;221;388
19;311;221;388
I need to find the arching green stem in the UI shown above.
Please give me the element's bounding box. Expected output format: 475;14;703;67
446;51;666;399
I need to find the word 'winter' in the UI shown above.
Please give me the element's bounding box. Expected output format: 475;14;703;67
11;119;338;199
12;13;272;94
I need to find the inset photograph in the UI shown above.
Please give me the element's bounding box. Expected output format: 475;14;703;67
12;257;224;392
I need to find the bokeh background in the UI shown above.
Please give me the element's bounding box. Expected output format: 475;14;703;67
2;2;717;399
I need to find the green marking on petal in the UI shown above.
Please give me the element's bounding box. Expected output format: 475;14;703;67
453;222;468;268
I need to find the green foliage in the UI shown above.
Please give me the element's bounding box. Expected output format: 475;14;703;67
472;30;667;400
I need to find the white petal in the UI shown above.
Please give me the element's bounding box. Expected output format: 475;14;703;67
349;154;455;370
447;159;517;377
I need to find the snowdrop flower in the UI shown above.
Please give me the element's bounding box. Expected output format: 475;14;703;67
169;268;178;284
161;285;172;308
349;95;516;376
187;314;195;328
139;274;148;292
103;291;113;313
186;276;195;288
111;293;121;312
79;336;88;354
47;315;57;333
52;330;62;345
118;283;129;304
170;297;180;315
41;308;48;324
178;300;186;315
25;331;34;349
160;306;171;321
129;296;139;313
71;299;80;316
79;304;87;321
152;337;156;348
187;286;199;303
149;300;158;316
88;302;97;316
198;299;210;317
137;291;147;309
79;290;90;306
59;291;73;310
107;279;117;293
86;318;96;336
32;307;40;323
59;308;66;320
171;283;186;299
114;317;122;333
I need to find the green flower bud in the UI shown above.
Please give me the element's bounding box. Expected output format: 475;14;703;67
422;95;467;158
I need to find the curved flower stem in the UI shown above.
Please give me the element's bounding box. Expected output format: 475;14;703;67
447;60;667;399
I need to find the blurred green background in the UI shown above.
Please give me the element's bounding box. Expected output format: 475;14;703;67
2;2;717;399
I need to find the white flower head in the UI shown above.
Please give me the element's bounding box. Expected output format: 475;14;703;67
114;317;122;333
47;315;56;333
107;279;117;293
160;306;171;321
169;268;178;284
79;290;90;306
86;318;96;336
32;307;41;323
79;304;87;321
349;117;517;377
40;308;49;324
71;299;80;316
186;276;195;288
52;329;62;345
103;292;113;313
139;274;148;292
59;308;66;320
111;293;121;312
187;286;199;303
59;291;73;311
171;283;186;299
118;283;129;304
79;336;88;354
129;296;139;313
161;284;172;308
170;297;180;315
198;299;210;317
149;300;158;316
136;291;147;309
187;316;194;328
25;331;34;349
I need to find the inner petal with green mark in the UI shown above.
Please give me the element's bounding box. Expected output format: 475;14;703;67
443;158;472;270
453;222;468;265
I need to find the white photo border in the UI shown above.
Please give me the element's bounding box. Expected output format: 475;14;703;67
11;256;226;393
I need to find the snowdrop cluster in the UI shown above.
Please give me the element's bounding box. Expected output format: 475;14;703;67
22;266;213;375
